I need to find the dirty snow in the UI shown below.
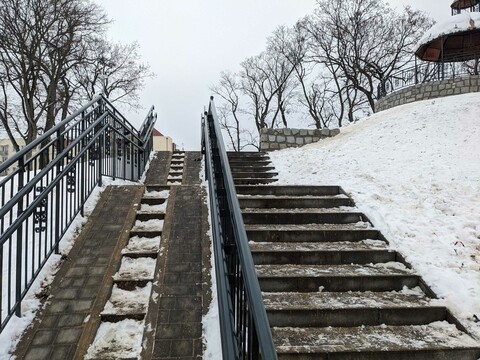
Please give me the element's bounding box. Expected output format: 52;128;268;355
132;219;164;232
122;236;161;254
102;283;152;315
270;92;480;338
85;319;144;359
113;257;156;281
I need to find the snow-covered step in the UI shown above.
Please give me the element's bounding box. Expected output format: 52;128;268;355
234;178;277;185
242;208;366;225
246;223;381;243
272;323;480;360
238;194;353;209
235;185;345;197
122;235;160;258
137;202;168;214
131;218;164;232
113;256;156;289
250;240;394;265
231;171;278;179
86;319;145;359
263;290;446;327
256;263;419;292
101;283;152;321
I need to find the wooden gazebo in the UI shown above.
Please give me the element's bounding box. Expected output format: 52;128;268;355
415;1;480;63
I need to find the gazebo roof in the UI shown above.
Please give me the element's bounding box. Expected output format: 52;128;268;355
416;12;480;62
451;0;480;10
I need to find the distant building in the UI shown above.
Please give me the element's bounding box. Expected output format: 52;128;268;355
152;128;175;152
0;138;26;176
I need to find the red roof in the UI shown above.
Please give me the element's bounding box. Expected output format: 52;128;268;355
152;128;164;137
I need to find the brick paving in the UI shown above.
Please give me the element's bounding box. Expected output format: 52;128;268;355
14;185;144;360
146;151;209;360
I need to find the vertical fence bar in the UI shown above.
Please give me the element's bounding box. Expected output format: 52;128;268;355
15;158;24;317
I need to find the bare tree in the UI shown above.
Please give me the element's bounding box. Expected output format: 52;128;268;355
210;71;242;151
74;40;155;109
304;0;433;112
0;0;154;154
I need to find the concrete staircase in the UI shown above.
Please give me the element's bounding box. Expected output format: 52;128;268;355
228;151;480;360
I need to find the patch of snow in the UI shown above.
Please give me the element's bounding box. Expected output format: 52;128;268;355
418;12;480;48
122;236;160;254
102;283;152;315
138;202;168;213
85;319;144;359
200;158;222;359
132;219;164;232
144;190;169;198
113;257;156;281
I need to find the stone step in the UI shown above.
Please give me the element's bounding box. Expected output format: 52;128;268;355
242;209;365;225
231;171;278;179
234;178;278;185
256;263;418;292
245;223;381;243
227;151;267;157
250;241;394;265
272;323;480;360
236;185;345;196
230;165;277;173
238;195;353;209
263;291;446;327
227;153;270;160
228;160;272;167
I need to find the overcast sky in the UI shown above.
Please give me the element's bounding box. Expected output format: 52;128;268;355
97;0;454;150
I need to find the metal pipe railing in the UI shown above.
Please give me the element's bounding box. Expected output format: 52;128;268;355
202;96;277;359
0;95;156;333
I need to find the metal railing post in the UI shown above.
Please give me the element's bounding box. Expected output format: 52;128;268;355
15;157;25;317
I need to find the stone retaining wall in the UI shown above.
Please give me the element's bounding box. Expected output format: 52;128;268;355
376;75;480;112
259;128;340;151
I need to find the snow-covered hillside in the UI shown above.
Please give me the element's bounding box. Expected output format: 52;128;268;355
270;92;480;338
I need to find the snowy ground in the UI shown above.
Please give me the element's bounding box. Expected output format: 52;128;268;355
269;92;480;339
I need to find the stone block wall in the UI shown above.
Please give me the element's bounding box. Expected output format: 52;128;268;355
376;75;480;112
259;128;340;151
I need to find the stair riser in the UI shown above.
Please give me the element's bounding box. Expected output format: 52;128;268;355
277;350;480;360
146;186;170;192
230;166;276;173
141;198;167;206
252;250;395;265
246;230;381;243
228;160;272;167
258;276;419;292
243;213;365;225
236;186;343;196
129;231;162;238
234;179;278;185
136;213;165;221
232;172;278;179
239;198;353;209
267;307;447;328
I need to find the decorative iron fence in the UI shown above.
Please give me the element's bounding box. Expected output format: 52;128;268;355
0;95;156;333
377;61;478;99
202;96;277;359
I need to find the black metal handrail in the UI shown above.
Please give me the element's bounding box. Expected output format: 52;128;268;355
0;95;156;333
377;61;478;98
202;96;277;359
